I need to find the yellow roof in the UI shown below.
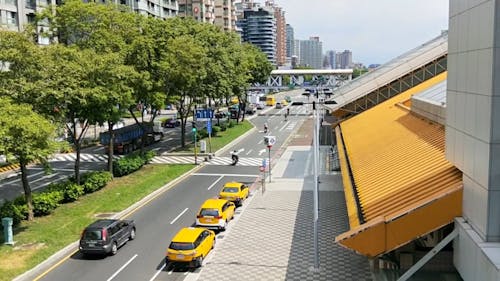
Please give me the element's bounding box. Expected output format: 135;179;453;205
335;72;463;257
171;227;204;242
223;182;243;188
200;198;227;209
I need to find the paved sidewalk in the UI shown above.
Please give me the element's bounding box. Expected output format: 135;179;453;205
188;145;373;280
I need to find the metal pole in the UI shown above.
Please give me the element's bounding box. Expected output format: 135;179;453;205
313;103;320;270
194;133;198;165
268;146;272;183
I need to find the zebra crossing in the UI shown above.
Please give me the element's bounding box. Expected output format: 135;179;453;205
49;153;265;167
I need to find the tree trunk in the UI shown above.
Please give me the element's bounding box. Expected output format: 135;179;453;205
72;121;81;184
107;122;114;174
20;161;34;221
180;117;186;148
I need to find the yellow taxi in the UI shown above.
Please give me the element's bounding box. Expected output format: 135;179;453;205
218;182;249;207
166;227;215;267
230;96;239;104
281;99;288;106
196;198;235;231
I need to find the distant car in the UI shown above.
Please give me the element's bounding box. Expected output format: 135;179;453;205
166;227;216;268
281;100;288;106
275;102;283;109
215;111;229;119
164;119;180;128
218;182;249;207
256;103;265;110
285;96;292;103
79;219;136;256
196;198;235;231
245;104;257;114
323;88;333;96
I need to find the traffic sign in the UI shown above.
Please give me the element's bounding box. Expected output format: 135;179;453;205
259;166;265;172
207;120;212;134
195;109;214;121
264;136;276;147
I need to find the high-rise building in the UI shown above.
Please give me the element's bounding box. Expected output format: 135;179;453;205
299;36;323;69
178;0;215;24
265;1;285;66
336;49;352;69
286;24;294;58
238;6;276;65
124;0;178;19
0;0;55;43
214;0;236;31
326;50;336;69
293;39;301;62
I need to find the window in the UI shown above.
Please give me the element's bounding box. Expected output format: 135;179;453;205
7;11;16;25
83;230;102;240
222;187;238;193
169;242;194;250
200;208;219;217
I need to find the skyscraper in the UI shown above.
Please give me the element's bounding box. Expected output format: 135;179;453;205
124;0;178;19
326;50;336;69
214;0;237;31
299;36;323;69
238;6;277;65
337;50;353;69
178;0;215;24
265;1;285;66
286;24;295;58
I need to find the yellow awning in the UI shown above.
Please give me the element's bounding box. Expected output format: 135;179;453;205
335;72;463;258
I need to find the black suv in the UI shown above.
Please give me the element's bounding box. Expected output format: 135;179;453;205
79;219;136;256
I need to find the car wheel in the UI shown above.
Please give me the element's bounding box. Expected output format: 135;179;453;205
129;228;136;240
110;242;118;256
196;255;204;268
212;238;216;249
221;220;228;231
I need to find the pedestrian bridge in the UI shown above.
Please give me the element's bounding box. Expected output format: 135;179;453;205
259;69;353;89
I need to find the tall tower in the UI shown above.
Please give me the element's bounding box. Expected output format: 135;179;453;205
286;24;295;58
239;7;276;65
265;0;285;66
299;36;323;69
123;0;178;19
214;0;236;31
178;0;215;24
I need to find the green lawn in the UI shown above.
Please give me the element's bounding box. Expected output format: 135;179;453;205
174;120;254;153
0;164;194;281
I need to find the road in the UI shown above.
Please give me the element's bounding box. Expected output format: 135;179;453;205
34;90;311;281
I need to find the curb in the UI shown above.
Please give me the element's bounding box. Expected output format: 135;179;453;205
14;163;206;281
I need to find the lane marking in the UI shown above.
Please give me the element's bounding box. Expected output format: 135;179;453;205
106;254;138;281
30;173;58;184
279;121;290;131
28;167;94;172
3;171;45;185
148;262;167;281
192;173;259;177
245;149;252;155
32;249;79;281
258;139;263;144
170;208;189;224
274;126;279;130
207;175;224;190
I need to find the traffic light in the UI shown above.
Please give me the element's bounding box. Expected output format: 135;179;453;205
191;121;197;133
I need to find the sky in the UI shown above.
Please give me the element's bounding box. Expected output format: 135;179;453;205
270;0;449;66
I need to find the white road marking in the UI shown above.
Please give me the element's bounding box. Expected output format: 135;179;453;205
192;173;259;177
168;269;173;275
245;149;252;155
258;139;263;144
170;208;189;224
106;254;138;281
184;271;189;275
91;147;102;153
3;171;45;185
258;149;266;156
279;121;290;131
151;147;161;151
274;126;279;130
207;175;224;190
148;262;167;281
30;173;58;184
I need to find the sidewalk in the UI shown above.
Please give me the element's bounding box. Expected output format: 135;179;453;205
188;121;373;281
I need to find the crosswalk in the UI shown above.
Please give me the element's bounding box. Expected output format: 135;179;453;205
49;153;266;167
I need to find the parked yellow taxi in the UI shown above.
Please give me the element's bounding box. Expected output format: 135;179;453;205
166;227;215;267
219;182;249;207
281;99;288;106
196;198;235;231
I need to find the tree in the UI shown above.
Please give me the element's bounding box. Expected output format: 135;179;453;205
0;98;57;221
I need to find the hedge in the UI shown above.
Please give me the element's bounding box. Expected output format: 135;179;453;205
113;151;155;177
81;171;112;193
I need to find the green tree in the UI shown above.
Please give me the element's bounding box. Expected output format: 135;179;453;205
0;99;57;221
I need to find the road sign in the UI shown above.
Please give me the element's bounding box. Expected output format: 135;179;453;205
262;159;267;168
207;120;212;134
264;136;276;147
195;109;214;121
259;166;265;172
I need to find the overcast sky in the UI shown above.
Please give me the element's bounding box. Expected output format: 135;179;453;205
270;0;449;66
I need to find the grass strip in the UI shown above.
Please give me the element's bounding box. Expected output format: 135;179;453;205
0;164;194;281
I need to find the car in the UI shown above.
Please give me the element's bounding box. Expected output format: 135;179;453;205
164;119;180;128
285;96;292;103
275;102;283;109
195;198;235;231
256;103;265;110
245;104;257;114
166;227;216;268
281;100;288;106
79;219;136;256
218;182;249;207
323;88;333;96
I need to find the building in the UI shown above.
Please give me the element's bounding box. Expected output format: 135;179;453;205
0;0;55;44
238;6;276;65
326;50;336;69
336;49;353;69
265;1;285;66
214;0;236;31
178;0;215;24
286;24;294;58
123;0;178;19
299;36;323;69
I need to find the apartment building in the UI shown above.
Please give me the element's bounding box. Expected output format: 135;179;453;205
178;0;215;24
214;0;236;31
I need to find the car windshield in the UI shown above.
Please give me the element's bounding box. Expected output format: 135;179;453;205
83;230;102;240
222;187;239;193
199;208;219;217
169;242;195;250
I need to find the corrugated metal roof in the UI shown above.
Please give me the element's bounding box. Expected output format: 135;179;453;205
335;72;463;257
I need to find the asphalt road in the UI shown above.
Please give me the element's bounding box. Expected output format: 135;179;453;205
36;108;309;281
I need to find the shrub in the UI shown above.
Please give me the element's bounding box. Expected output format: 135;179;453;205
32;191;60;217
113;152;149;177
81;171;112;193
197;128;209;139
219;123;227;131
62;183;84;203
0;201;26;226
143;150;156;164
228;120;236;128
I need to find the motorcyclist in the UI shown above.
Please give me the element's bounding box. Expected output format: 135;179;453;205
264;123;268;133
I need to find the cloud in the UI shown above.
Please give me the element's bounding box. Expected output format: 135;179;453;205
271;0;449;65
